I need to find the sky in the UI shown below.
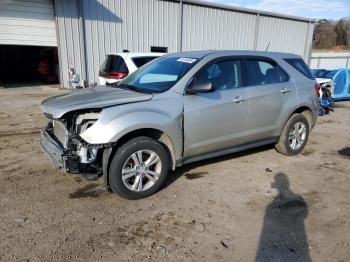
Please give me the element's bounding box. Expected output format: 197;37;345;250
205;0;350;20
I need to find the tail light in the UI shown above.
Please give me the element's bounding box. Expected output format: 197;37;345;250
314;83;320;97
103;72;128;79
98;72;128;79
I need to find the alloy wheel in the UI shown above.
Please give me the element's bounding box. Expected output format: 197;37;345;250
288;122;307;151
121;150;162;192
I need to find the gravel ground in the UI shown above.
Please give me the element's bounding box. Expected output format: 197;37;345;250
0;87;349;262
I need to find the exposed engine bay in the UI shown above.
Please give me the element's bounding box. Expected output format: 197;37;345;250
43;109;107;180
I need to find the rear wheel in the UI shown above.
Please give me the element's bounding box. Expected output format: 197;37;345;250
319;108;326;116
275;114;310;156
108;136;169;200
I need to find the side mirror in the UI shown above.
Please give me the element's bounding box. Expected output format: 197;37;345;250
187;79;215;94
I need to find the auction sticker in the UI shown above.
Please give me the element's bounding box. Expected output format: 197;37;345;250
177;57;197;64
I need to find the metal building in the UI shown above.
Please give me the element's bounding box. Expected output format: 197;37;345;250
0;0;315;88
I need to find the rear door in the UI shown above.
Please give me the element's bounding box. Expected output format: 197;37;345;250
243;58;293;142
184;58;249;158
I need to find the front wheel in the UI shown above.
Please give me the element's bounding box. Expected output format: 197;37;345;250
108;136;169;200
275;114;310;156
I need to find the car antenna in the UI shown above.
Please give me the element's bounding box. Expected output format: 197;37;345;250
265;41;271;51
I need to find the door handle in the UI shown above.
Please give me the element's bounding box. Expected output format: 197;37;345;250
281;87;291;94
232;96;246;103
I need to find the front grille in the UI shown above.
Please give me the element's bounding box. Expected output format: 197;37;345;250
53;120;68;149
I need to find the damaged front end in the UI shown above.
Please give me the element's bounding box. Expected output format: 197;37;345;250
40;109;107;181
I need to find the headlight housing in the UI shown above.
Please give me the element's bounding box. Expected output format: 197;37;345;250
75;112;100;134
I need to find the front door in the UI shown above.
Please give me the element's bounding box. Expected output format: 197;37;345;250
183;59;249;158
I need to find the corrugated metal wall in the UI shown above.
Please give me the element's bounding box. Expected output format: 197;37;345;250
54;0;314;88
256;16;313;58
54;0;86;86
181;3;314;61
0;0;57;46
55;0;180;86
82;0;180;83
182;3;256;51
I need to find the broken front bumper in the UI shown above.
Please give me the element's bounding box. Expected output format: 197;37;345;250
40;129;65;170
40;129;79;173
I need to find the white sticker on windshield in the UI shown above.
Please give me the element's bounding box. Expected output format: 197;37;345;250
177;57;197;64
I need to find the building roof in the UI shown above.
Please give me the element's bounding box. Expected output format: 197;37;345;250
175;0;315;23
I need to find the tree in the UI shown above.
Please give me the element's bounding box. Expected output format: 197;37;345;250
335;19;348;46
313;19;337;49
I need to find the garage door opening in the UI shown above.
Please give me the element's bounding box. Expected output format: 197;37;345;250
0;45;59;88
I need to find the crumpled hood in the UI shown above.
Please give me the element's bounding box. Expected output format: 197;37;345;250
40;86;153;118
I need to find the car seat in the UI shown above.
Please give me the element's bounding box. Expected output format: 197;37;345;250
265;68;278;84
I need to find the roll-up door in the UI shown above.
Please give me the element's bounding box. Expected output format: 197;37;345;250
0;0;57;46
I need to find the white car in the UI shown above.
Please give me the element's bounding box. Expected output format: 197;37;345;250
98;52;165;85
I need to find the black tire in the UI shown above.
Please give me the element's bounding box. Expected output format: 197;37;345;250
325;88;332;98
275;114;310;156
108;136;169;200
319;108;325;116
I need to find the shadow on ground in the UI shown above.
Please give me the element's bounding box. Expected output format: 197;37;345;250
338;147;350;158
255;173;310;262
163;144;274;188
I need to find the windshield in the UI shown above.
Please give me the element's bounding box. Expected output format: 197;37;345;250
116;56;199;93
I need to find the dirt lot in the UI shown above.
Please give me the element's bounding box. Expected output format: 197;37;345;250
0;87;349;262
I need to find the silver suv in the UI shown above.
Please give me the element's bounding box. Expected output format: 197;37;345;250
40;51;319;199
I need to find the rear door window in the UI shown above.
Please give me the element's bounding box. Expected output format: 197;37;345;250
244;59;289;86
99;55;128;76
284;58;314;80
132;57;158;68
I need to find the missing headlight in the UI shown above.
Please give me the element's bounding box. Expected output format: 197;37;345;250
77;146;98;164
75;112;100;134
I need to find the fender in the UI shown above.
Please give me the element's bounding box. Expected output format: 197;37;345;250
80;99;184;161
275;95;318;136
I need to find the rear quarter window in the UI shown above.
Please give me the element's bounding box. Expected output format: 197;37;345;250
132;57;158;68
244;59;289;86
284;58;314;80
